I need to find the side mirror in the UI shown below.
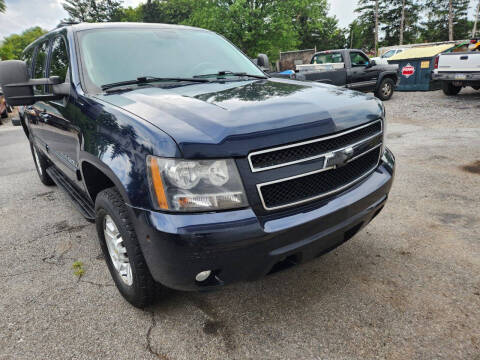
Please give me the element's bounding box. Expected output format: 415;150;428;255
0;60;64;106
368;60;377;68
256;53;270;72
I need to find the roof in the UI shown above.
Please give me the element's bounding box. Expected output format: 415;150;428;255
389;44;455;60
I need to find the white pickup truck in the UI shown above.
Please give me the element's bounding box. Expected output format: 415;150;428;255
432;51;480;95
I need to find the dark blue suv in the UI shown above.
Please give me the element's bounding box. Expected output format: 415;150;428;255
0;23;395;308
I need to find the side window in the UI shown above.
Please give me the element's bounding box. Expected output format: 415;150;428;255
350;52;369;67
33;40;49;93
21;48;35;77
49;36;69;83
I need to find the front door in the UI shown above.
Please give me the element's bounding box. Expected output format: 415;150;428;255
347;51;378;91
42;35;82;187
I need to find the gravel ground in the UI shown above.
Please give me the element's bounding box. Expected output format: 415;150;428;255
0;89;479;360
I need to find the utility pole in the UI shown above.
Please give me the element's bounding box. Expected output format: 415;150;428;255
399;0;406;45
473;0;480;38
448;0;454;41
375;0;379;55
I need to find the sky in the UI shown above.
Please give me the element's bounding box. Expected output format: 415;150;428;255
0;0;359;40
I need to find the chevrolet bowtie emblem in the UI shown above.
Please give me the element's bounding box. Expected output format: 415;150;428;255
325;147;354;168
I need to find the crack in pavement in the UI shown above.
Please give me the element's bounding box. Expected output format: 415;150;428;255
78;279;114;288
146;311;171;360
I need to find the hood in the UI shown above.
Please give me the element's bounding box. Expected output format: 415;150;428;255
95;78;383;158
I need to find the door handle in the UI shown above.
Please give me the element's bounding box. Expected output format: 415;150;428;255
460;55;468;60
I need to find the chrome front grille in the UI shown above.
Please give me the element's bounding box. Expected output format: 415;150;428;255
248;120;382;172
250;120;384;211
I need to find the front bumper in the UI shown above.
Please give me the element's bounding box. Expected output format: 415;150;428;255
131;149;395;291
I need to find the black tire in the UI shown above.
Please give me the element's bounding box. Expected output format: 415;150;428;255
442;82;462;96
374;78;395;101
95;187;157;308
30;142;55;186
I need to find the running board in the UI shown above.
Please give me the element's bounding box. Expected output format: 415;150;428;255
46;166;96;221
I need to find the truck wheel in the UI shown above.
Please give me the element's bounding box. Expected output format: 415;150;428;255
95;187;157;308
30;142;55;186
375;78;395;101
442;82;461;96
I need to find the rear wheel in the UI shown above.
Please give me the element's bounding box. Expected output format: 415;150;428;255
375;78;395;101
30;142;55;186
442;82;462;96
95;187;158;308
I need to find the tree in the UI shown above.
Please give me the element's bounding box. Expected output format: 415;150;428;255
472;0;480;37
186;0;300;61
354;0;386;52
421;0;471;41
62;0;123;22
0;27;47;60
380;0;422;46
286;0;345;51
0;0;6;13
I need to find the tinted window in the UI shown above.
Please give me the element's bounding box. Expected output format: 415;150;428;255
78;28;265;91
349;52;369;67
311;52;344;64
33;41;49;92
49;36;69;83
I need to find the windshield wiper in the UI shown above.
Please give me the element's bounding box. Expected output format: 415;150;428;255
193;71;268;80
101;76;211;91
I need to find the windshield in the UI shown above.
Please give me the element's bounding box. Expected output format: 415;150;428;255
78;28;265;92
381;50;397;58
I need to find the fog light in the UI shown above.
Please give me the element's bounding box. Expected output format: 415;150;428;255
195;270;212;282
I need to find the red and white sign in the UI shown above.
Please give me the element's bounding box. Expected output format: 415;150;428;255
401;64;415;78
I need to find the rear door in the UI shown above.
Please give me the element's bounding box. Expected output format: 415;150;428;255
347;51;378;91
42;35;82;186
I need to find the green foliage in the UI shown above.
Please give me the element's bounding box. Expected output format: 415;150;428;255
420;0;471;42
353;0;385;51
0;27;47;60
0;0;6;13
381;0;423;45
62;0;123;22
112;0;346;61
72;261;85;278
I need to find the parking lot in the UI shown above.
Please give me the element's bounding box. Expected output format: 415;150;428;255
0;89;479;360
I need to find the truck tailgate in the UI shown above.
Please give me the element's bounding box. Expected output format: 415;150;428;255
438;53;480;72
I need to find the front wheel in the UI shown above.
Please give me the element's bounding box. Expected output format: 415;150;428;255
375;78;395;101
95;187;158;308
442;82;462;96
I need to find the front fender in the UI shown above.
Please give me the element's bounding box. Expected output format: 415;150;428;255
78;97;181;209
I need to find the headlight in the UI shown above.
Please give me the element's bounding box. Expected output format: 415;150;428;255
147;156;248;212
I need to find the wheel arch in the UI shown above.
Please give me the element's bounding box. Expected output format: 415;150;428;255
376;72;398;90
